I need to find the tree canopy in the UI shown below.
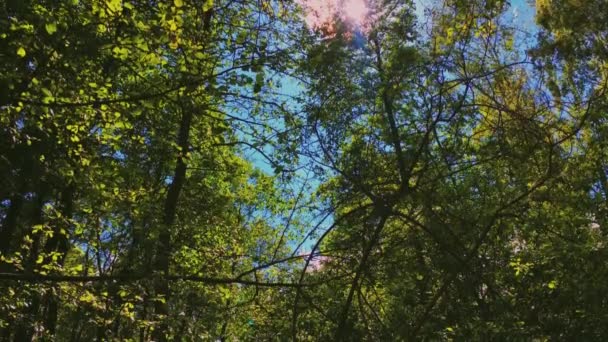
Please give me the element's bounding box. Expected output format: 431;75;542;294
1;0;608;340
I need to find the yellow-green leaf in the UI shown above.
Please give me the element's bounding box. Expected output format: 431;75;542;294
106;0;122;13
17;47;26;57
45;22;57;35
203;0;213;11
174;0;184;7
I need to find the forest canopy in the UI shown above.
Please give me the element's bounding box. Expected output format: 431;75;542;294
1;0;608;340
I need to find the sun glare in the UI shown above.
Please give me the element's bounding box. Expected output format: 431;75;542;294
342;0;368;26
298;0;371;34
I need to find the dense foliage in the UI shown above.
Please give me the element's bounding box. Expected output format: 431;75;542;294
1;0;608;340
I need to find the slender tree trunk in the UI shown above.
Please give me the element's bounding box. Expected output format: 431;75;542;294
152;107;193;341
140;291;149;342
372;38;409;193
13;189;48;341
42;185;75;336
336;207;389;340
219;306;230;342
0;192;23;339
0;140;38;259
0;193;24;257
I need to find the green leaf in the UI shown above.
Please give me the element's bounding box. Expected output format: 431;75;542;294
45;22;57;35
16;47;26;57
106;0;122;13
174;0;184;7
253;72;264;93
41;88;53;97
203;0;213;11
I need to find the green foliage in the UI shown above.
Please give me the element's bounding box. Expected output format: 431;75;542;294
0;0;303;340
290;0;608;340
1;0;608;340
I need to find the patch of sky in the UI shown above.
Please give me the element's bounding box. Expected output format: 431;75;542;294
228;0;543;259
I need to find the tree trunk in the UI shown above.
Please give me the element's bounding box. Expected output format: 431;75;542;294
0;193;23;257
13;189;48;341
152;107;193;341
42;185;75;337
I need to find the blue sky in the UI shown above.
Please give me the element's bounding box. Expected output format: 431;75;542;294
245;0;541;256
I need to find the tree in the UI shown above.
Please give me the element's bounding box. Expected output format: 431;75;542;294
0;0;303;340
2;0;608;340
291;0;608;340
